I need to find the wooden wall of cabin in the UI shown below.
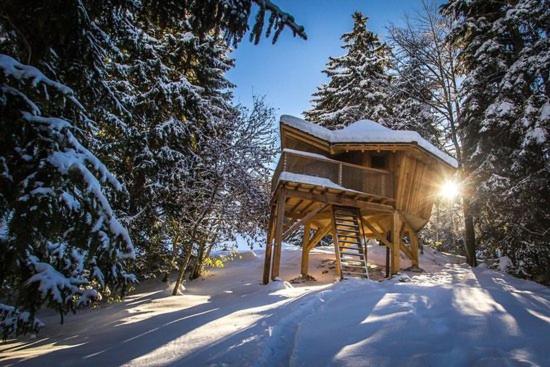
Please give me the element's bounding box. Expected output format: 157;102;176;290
394;153;445;230
283;135;327;155
333;151;394;171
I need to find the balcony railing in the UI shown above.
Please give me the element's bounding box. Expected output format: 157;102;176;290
272;149;394;199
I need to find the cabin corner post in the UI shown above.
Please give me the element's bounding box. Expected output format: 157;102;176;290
410;229;420;268
271;188;286;281
331;206;343;280
262;205;276;284
300;223;312;277
262;237;273;284
391;210;401;274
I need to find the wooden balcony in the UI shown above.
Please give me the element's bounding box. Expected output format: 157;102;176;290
272;149;394;202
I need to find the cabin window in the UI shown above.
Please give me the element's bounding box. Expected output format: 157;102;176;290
371;155;387;169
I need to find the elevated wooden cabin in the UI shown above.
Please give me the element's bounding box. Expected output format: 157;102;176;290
263;115;458;283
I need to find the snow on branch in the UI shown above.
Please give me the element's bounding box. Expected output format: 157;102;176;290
251;0;307;44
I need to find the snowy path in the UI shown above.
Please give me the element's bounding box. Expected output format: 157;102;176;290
1;247;549;367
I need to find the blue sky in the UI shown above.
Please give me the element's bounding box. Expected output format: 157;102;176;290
227;0;442;119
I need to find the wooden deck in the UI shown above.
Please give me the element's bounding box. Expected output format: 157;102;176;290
272;149;395;201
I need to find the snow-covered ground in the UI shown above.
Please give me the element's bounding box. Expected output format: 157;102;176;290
1;245;549;367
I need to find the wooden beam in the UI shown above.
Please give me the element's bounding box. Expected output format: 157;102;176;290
288;199;304;217
391;210;401;275
358;215;369;272
305;223;332;251
282;204;328;241
331;207;343;280
363;220;391;248
298;200;316;215
400;242;414;260
398;211;420;267
271;188;286;280
262;204;276;284
301;223;312;276
409;229;420;267
285;189;393;213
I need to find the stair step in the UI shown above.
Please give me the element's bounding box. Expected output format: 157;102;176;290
334;216;357;220
341;254;365;259
334;209;357;213
340;243;363;248
338;240;361;245
342;271;368;277
336;223;359;229
335;218;357;223
336;228;359;237
333;206;369;280
340;245;363;250
342;266;367;274
339;246;363;251
337;230;360;234
338;241;361;246
334;216;357;221
342;268;367;273
335;217;358;222
341;258;366;264
341;263;366;268
340;252;364;257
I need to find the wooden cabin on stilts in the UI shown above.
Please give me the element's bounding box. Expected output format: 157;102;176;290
263;115;458;284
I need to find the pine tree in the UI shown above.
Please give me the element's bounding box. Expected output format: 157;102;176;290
304;12;392;129
388;2;477;265
0;0;301;334
0;55;135;337
389;58;443;147
444;0;550;281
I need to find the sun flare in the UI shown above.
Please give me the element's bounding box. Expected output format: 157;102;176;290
440;180;460;199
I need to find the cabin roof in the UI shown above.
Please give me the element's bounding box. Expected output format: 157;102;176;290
280;115;458;168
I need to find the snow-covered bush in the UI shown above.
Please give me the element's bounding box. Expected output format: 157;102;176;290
0;303;44;340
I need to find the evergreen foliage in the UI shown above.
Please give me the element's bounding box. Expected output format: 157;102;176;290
443;0;549;281
389;57;443;147
0;55;135;335
304;12;392;129
0;0;299;337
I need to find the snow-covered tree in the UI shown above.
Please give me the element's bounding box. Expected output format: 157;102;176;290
389;57;443;146
0;55;135;337
171;98;277;293
388;1;479;265
304;12;392;128
1;0;303;335
443;0;550;281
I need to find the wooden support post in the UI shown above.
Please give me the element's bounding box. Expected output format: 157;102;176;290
271;188;286;280
331;207;343;280
398;212;420;269
301;223;311;277
391;210;401;274
262;205;276;284
385;231;391;277
410;230;419;268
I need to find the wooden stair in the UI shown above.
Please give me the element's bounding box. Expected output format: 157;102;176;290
332;206;369;279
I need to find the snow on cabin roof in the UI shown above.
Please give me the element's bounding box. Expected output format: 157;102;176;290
280;115;458;168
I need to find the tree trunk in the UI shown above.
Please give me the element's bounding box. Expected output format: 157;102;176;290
462;198;477;267
171;244;193;295
191;241;206;280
